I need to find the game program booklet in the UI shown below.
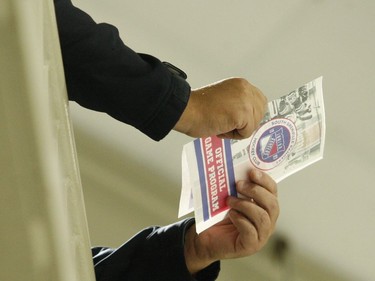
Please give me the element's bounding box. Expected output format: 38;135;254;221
179;77;326;233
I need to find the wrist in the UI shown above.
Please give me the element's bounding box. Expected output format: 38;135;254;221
173;90;199;137
184;224;214;275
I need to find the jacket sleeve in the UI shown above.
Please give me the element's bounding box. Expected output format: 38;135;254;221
92;219;220;281
54;0;191;141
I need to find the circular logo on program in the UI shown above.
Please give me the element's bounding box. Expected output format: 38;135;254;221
248;118;297;170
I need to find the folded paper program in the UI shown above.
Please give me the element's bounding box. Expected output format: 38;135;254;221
179;77;325;233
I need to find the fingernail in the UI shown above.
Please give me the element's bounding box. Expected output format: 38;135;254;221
252;169;262;180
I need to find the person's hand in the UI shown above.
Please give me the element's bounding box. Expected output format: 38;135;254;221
174;78;267;139
184;169;279;275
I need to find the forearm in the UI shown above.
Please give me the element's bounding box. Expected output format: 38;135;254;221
54;0;191;141
92;219;220;281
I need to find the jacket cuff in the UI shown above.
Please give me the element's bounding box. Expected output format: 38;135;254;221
140;68;191;141
130;218;220;281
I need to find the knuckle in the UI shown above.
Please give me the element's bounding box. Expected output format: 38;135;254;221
266;200;280;225
274;200;280;217
268;200;280;217
259;210;271;226
230;77;265;102
232;78;253;98
249;185;260;198
245;225;258;239
270;181;278;194
236;199;249;211
232;77;251;88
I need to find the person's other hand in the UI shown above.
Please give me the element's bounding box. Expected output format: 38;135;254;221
184;169;279;275
174;78;267;139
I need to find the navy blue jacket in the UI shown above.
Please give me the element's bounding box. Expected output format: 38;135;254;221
91;219;219;281
54;0;190;141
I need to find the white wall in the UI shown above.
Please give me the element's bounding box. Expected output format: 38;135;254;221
70;1;375;280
